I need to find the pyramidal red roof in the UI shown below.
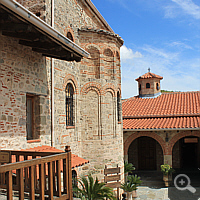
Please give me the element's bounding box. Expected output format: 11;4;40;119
122;91;200;130
136;72;163;81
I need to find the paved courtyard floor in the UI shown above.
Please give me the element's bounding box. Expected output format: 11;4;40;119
136;186;169;200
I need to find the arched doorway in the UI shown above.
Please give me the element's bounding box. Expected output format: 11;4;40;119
172;136;200;170
128;136;163;170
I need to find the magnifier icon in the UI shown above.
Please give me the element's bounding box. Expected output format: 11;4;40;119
174;174;196;194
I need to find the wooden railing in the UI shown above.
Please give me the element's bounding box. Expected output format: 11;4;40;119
0;148;72;200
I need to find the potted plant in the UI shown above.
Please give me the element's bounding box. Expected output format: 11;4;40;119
127;175;142;198
121;175;142;200
161;164;175;187
124;162;135;181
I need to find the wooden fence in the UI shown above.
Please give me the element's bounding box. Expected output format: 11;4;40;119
0;148;72;200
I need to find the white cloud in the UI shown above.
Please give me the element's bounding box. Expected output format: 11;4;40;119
168;41;193;49
172;0;200;19
164;0;200;19
121;44;200;99
120;45;143;61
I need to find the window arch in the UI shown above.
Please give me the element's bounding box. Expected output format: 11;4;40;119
65;83;74;126
103;48;114;79
67;32;74;42
86;46;100;79
146;83;150;89
156;83;159;90
117;91;121;122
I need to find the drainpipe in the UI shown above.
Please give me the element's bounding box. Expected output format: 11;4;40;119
51;0;55;147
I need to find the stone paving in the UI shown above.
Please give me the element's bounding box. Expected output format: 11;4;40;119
135;186;169;200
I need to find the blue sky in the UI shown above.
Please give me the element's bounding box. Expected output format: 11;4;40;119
92;0;200;99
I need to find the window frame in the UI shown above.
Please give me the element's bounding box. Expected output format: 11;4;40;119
65;83;74;126
117;92;121;122
146;83;150;89
26;94;35;140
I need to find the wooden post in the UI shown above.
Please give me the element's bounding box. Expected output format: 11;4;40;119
65;146;72;200
30;166;35;200
19;168;24;200
57;160;61;197
48;162;54;199
39;163;45;200
6;171;12;200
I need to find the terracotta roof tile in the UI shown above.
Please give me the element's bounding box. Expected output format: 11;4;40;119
123;117;200;130
12;146;89;169
122;92;200;130
135;72;163;81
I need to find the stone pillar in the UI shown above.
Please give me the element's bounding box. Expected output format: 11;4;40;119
164;155;172;166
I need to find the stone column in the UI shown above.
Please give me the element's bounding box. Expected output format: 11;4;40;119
164;155;172;166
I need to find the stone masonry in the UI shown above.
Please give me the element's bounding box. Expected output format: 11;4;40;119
0;0;124;182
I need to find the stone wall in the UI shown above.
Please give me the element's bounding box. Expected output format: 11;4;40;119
0;0;124;182
0;35;51;149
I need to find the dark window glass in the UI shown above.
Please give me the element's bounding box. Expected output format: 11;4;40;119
67;32;74;42
117;92;120;122
146;83;150;88
66;83;74;126
26;95;34;140
156;83;159;90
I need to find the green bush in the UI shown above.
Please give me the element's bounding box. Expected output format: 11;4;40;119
73;174;116;200
161;164;175;175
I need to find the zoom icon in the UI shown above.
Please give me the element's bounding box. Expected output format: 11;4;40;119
174;174;196;194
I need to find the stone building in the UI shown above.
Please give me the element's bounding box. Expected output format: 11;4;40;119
122;71;200;171
0;0;124;181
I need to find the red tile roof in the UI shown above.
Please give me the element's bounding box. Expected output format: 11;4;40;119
122;92;200;130
12;146;89;168
135;72;163;81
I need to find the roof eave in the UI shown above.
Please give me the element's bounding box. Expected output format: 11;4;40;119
123;127;200;132
83;0;113;33
0;0;89;61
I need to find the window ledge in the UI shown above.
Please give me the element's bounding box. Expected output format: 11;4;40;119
118;121;122;124
27;139;41;143
66;126;75;129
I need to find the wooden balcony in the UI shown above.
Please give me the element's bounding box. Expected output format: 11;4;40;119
0;147;72;200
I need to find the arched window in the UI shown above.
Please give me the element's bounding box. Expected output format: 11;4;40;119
67;32;74;42
146;83;150;89
117;92;120;122
139;84;141;91
156;83;159;90
66;83;74;126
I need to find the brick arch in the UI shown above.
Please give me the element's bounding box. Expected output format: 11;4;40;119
101;83;116;97
168;131;200;155
115;50;120;59
124;132;167;156
63;74;78;94
85;44;101;53
80;82;101;96
65;27;75;42
117;87;121;97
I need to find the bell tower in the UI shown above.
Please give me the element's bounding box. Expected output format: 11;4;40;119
136;69;163;98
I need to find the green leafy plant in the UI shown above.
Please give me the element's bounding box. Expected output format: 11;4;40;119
73;174;116;200
121;175;142;192
124;162;135;174
127;175;142;191
161;164;175;175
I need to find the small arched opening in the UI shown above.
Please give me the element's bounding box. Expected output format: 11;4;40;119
172;136;200;170
128;136;163;170
146;83;150;89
